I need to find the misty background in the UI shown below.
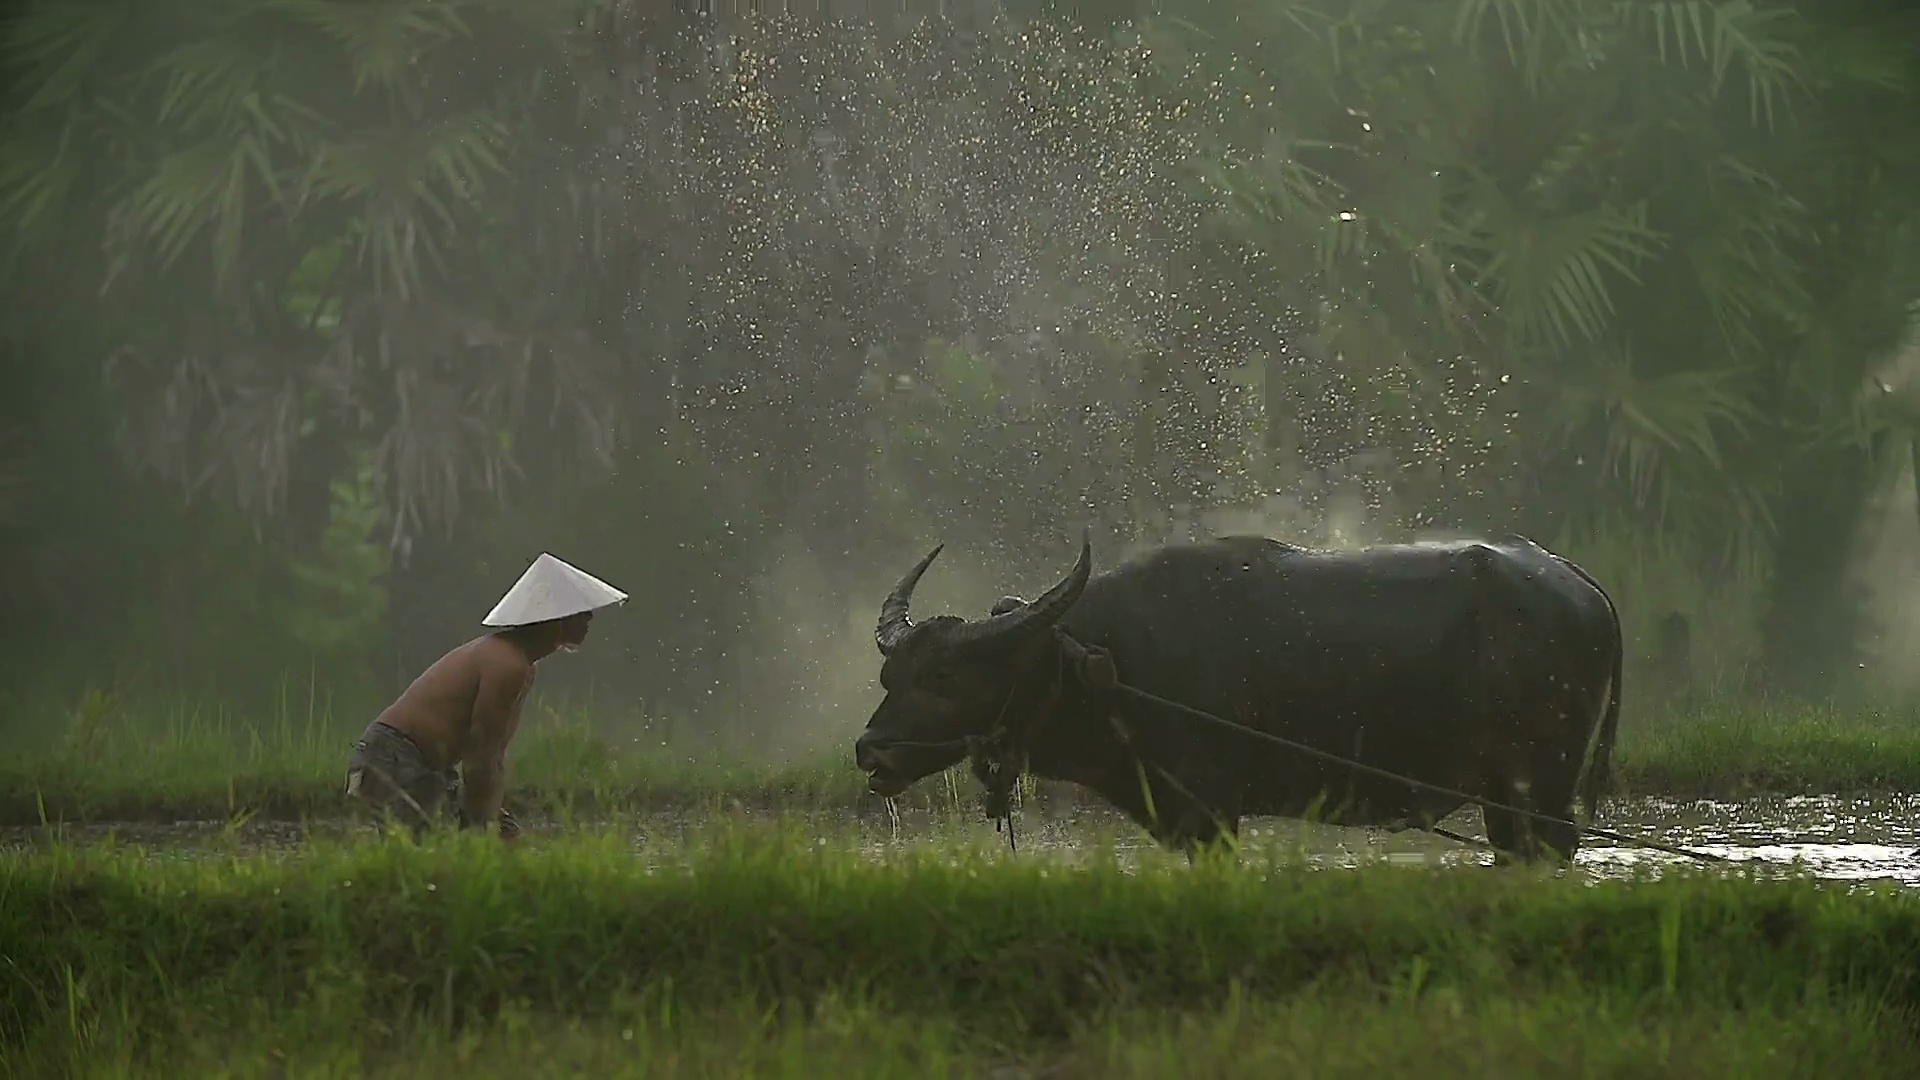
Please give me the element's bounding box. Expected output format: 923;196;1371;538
2;0;1917;761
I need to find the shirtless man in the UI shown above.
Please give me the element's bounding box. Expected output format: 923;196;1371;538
345;552;627;837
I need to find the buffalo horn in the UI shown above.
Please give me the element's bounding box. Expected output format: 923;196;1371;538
876;543;944;655
946;531;1093;653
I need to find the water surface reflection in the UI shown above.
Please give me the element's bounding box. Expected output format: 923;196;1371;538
6;795;1916;887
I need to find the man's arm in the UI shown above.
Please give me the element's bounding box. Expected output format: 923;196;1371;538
460;657;529;832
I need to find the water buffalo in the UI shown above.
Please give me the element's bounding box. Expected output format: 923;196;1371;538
852;533;1623;864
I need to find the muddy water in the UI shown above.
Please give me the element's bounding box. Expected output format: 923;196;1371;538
7;795;1919;887
1574;794;1920;885
842;794;1920;888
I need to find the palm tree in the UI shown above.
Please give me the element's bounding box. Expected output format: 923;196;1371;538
7;0;1913;707
1147;0;1920;693
2;0;631;544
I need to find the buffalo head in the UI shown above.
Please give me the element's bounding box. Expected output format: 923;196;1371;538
853;536;1093;797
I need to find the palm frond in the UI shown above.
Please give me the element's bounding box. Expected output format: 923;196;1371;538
1450;0;1587;93
304;110;507;299
42;6;324;283
274;0;471;97
1799;8;1917;96
1201;138;1358;278
1540;346;1776;569
0;116;86;239
370;363;518;540
1678;153;1814;355
1549;347;1763;496
1619;0;1805;126
4;2;134;112
120;137;260;275
99;338;307;516
101;344;221;497
199;368;305;518
0;3;159;243
1466;184;1666;352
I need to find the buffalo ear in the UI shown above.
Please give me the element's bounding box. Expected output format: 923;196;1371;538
1082;651;1118;691
990;595;1026;616
1059;634;1118;691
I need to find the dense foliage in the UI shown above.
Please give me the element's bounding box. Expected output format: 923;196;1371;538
1;0;1916;728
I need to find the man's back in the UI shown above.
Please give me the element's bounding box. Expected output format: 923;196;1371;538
374;635;531;771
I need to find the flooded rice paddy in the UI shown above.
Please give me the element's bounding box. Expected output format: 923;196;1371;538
8;794;1919;888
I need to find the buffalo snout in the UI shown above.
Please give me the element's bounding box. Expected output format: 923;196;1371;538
857;728;928;798
854;731;905;796
853;730;890;773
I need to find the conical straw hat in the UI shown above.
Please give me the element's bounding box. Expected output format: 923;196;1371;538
481;553;628;627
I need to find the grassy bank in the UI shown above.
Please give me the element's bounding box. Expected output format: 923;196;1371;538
3;827;1918;1076
2;693;1918;826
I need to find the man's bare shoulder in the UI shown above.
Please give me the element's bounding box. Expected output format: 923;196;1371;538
406;635;527;691
469;633;534;680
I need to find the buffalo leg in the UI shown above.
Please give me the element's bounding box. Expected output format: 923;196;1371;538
1525;747;1584;864
1483;768;1583;867
1489;698;1591;866
1481;763;1545;866
1137;758;1241;863
1172;808;1242;864
1145;789;1240;862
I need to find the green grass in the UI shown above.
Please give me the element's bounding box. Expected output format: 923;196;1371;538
0;691;876;827
2;689;1918;827
17;987;1905;1077
1614;698;1920;796
3;825;1918;1076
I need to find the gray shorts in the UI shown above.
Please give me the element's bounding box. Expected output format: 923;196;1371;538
344;721;461;831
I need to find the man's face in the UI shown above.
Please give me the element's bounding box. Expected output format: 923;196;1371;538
557;611;594;651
